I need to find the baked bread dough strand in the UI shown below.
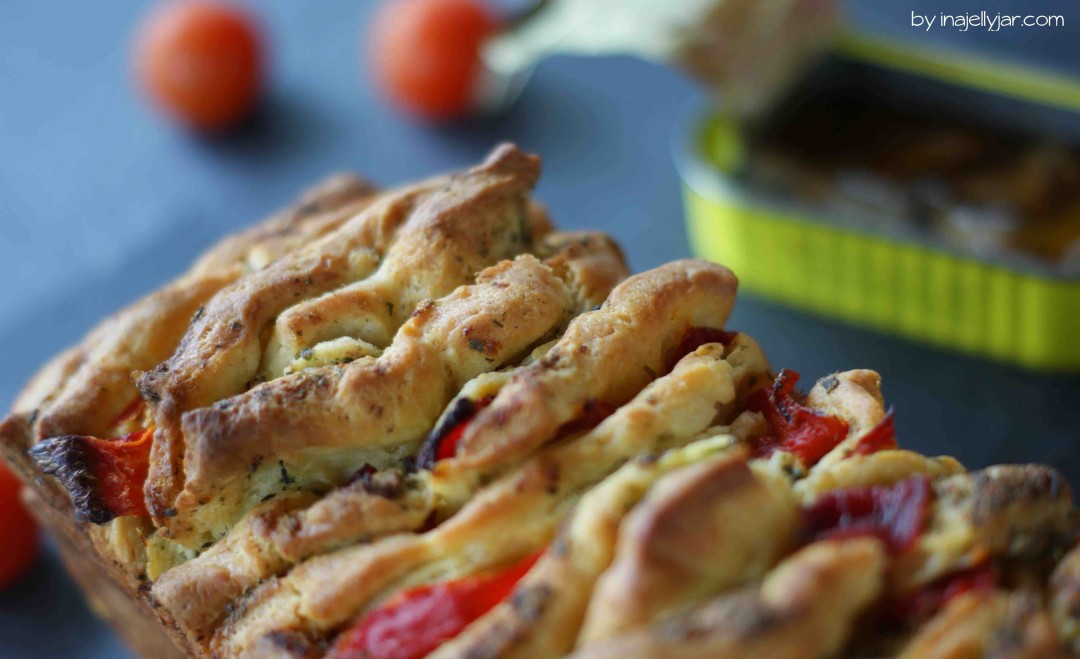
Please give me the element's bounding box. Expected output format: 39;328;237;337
258;161;555;379
258;234;625;558
25;173;376;441
570;539;886;659
578;456;798;643
1053;542;1080;654
426;446;735;659
443;258;739;484
209;347;743;657
896;464;1077;593
152;236;628;637
898;589;1066;659
171;251;586;544
141;144;544;530
432;444;793;658
140;143;548;533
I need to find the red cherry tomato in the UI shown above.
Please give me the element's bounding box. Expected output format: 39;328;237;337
0;462;39;588
134;1;263;132
369;0;499;121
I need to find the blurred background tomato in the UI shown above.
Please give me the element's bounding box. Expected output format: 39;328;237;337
134;0;263;131
0;464;38;589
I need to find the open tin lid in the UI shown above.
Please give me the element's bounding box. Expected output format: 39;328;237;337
830;32;1080;137
698;30;1080;174
683;29;1080;281
837;30;1080;108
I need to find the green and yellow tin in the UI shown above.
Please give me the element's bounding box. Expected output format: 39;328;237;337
678;33;1080;371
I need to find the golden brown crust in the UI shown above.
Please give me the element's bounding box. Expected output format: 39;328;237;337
898;464;1078;592
256;169;552;380
430;441;740;659
187;173;377;276
149;234;632;646
1052;544;1080;653
210;349;748;656
140;144;543;535
898;590;1067;659
27;173;378;444
174;254;578;543
803;368;887;472
7;145;1080;659
571;539;887;659
38;275;237;440
0;415;204;659
535;231;627;311
11;345;83;418
578;454;797;643
796;450;966;502
443;258;738;479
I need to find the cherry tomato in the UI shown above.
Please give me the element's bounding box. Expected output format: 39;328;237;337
134;1;263;132
0;462;39;588
369;0;499;121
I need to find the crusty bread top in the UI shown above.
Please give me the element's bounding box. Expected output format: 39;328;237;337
6;145;1080;659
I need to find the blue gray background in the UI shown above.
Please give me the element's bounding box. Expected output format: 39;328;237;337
1;1;1078;656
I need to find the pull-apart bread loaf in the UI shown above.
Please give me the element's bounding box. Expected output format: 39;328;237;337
3;144;1079;659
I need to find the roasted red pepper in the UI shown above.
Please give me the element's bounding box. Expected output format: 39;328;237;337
556;399;618;438
747;370;850;466
419;395;616;468
328;551;543;659
417;395;496;467
29;427;153;524
887;563;996;624
666;327;738;373
435;418;474;463
112;398;148;428
801;476;932;554
853;410;898;456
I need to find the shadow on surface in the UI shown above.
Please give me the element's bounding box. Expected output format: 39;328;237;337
0;217;224;412
0;545;133;658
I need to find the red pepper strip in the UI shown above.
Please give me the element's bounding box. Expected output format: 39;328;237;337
328;551;543;659
435;395;495;462
416;395;496;467
436;420;472;462
29;427;154;523
886;563;996;624
556;399;618;438
801;476;932;555
112;398;147;428
436;421;474;462
421;396;616;468
94;428;154;518
747;370;850;466
665;327;739;374
853;410;898;456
